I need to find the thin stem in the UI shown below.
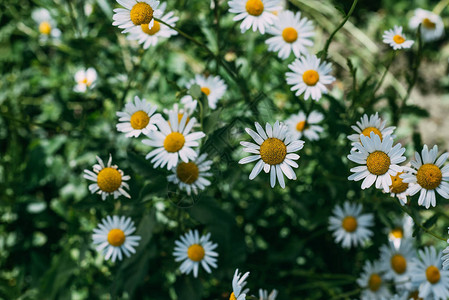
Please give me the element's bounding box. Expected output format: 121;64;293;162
330;288;361;300
402;25;423;105
373;51;396;95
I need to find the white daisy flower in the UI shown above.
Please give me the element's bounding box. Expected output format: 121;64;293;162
328;201;374;249
410;246;449;300
386;215;413;250
31;8;61;39
347;113;396;145
74;68;98;93
92;215;141;262
348;132;406;193
441;228;449;270
401;145;449;209
173;229;218;278
116;95;162;138
126;2;178;49
285;110;324;141
265;10;314;59
409;9;445;42
167;152;212;195
230;269;250;300
389;171;410;204
380;239;416;291
112;0;162;32
286;54;336;101
228;0;281;34
356;260;392;300
259;289;278;300
83;155;131;200
382;25;414;50
187;75;227;110
142;111;205;170
239;121;304;188
163;96;198;119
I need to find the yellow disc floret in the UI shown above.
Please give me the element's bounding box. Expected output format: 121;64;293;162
426;265;441;284
390;172;408;194
282;27;298;43
164;132;185;153
302;70;320;86
130;110;150;130
39;21;52;35
362;127;383;139
390;227;404;239
422;18;436;29
187;244;205;262
130;2;154;25
260;138;287;165
296;120;306;132
107;228;126;246
416;164;442;190
393;35;405;44
229;292;237;300
366;151;390;176
368;273;382;292
176;162;199;184
141;20;160;35
342;216;358;232
391;254;407;274
201;87;211;96
245;0;264;16
97;167;122;193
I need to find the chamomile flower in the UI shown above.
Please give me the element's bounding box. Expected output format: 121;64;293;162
285;110;324;141
286;54;336;101
230;269;250;300
163;97;198;123
328;201;374;249
116;96;162;138
31;8;61;39
83;155;131;200
401;145;449;209
348;113;396;145
239;121;304;188
389;171;410;204
380;239;415;291
410;246;449;300
387;215;413;250
259;289;278;300
409;9;445;42
92;215;141;262
142;111;205;170
112;0;162;32
167;152;212;195
442;228;449;270
187;75;227;110
173;230;218;278
356;260;391;300
265;10;314;59
228;0;281;34
382;26;414;50
74;68;98;93
348;132;406;193
126;2;178;49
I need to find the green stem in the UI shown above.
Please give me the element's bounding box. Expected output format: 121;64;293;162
330;288;361;300
373;51;396;95
402;25;423;105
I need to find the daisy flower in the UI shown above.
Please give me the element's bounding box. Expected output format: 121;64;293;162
163;96;198;120
83;155;131;200
173;229;218;277
442;228;449;270
31;8;61;39
259;289;278;300
382;26;414;50
112;0;162;32
126;2;178;49
380;239;415;291
410;246;449;300
348;112;396;145
348;132;406;192
74;68;98;93
409;9;445;42
389;171;409;204
386;215;413;250
239;121;304;188
286;54;336;101
328;201;374;248
265;10;314;59
187;75;227;110
285;110;324;141
142;111;205;170
228;0;281;34
116;95;162;138
92;215;141;262
167;152;212;195
356;260;391;300
230;269;250;300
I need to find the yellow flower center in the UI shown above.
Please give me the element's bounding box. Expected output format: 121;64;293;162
130;2;154;25
366;151;390;176
416;164;442;190
341;216;358;232
296;120;307;132
390;227;404;239
245;0;264;16
302;70;320;86
259;138;287;165
201;87;211;96
176;162;199;184
187;244;205;262
97;167;122;193
141;20;160;35
390;172;408;194
391;254;407;274
393;35;405;44
229;292;237;300
282;27;298;43
163;132;185;153
107;228;126;247
368;273;382;292
130;110;150;130
78;77;92;86
422;18;436;29
39;21;52;35
426;265;441;284
361;127;383;139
